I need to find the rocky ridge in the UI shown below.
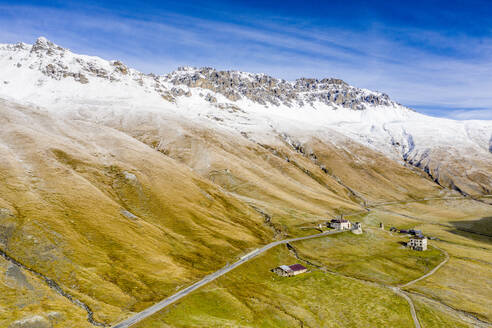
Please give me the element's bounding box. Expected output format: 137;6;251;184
167;66;395;109
1;37;491;196
1;37;397;110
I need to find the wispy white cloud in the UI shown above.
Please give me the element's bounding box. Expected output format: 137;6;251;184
446;108;492;120
0;3;491;117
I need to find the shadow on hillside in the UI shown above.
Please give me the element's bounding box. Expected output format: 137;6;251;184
448;217;492;243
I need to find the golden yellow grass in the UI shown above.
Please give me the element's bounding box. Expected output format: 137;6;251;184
365;201;492;323
0;256;91;327
411;294;472;328
0;103;275;325
294;227;444;285
135;246;416;328
0;100;490;326
138;199;491;327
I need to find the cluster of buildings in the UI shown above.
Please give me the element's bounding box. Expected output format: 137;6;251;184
272;264;308;277
389;226;428;251
272;216;363;278
390;228;423;236
272;221;430;281
272;217;364;277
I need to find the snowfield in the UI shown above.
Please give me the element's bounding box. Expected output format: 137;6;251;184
1;37;491;194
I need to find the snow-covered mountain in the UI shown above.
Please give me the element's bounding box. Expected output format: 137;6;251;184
1;37;491;195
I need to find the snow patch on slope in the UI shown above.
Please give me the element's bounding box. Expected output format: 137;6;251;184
0;37;491;191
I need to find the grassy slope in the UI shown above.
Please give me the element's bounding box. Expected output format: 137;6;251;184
367;200;492;322
122;116;364;220
0;102;277;325
1;99;490;327
0;256;91;327
135;246;415;328
112;111;446;212
299;135;447;203
294;227;445;285
137;199;491;327
411;295;471;328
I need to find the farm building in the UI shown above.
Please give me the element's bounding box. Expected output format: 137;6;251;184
329;219;351;230
407;235;427;251
409;229;423;236
272;264;308;277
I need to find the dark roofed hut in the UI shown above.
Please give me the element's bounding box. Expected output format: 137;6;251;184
288;264;307;275
272;264;308;277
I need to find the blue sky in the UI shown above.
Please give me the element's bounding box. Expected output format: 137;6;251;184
1;0;491;119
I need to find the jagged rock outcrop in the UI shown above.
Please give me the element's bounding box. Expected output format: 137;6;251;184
167;66;394;109
2;37;396;110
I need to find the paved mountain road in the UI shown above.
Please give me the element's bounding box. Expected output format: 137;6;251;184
113;195;472;328
112;229;349;328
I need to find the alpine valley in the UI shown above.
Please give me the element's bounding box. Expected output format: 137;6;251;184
0;37;491;328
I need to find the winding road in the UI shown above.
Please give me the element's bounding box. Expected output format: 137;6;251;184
112;195;485;328
399;246;449;289
112;229;350;328
394;246;449;328
290;241;452;328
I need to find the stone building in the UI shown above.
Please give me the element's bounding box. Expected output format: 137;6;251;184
407;235;427;251
329;219;351;230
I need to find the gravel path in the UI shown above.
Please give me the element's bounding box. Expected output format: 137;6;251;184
390;287;421;328
399;246;449;289
392;246;449;328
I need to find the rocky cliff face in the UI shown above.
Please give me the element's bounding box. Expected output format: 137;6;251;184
167;66;394;109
